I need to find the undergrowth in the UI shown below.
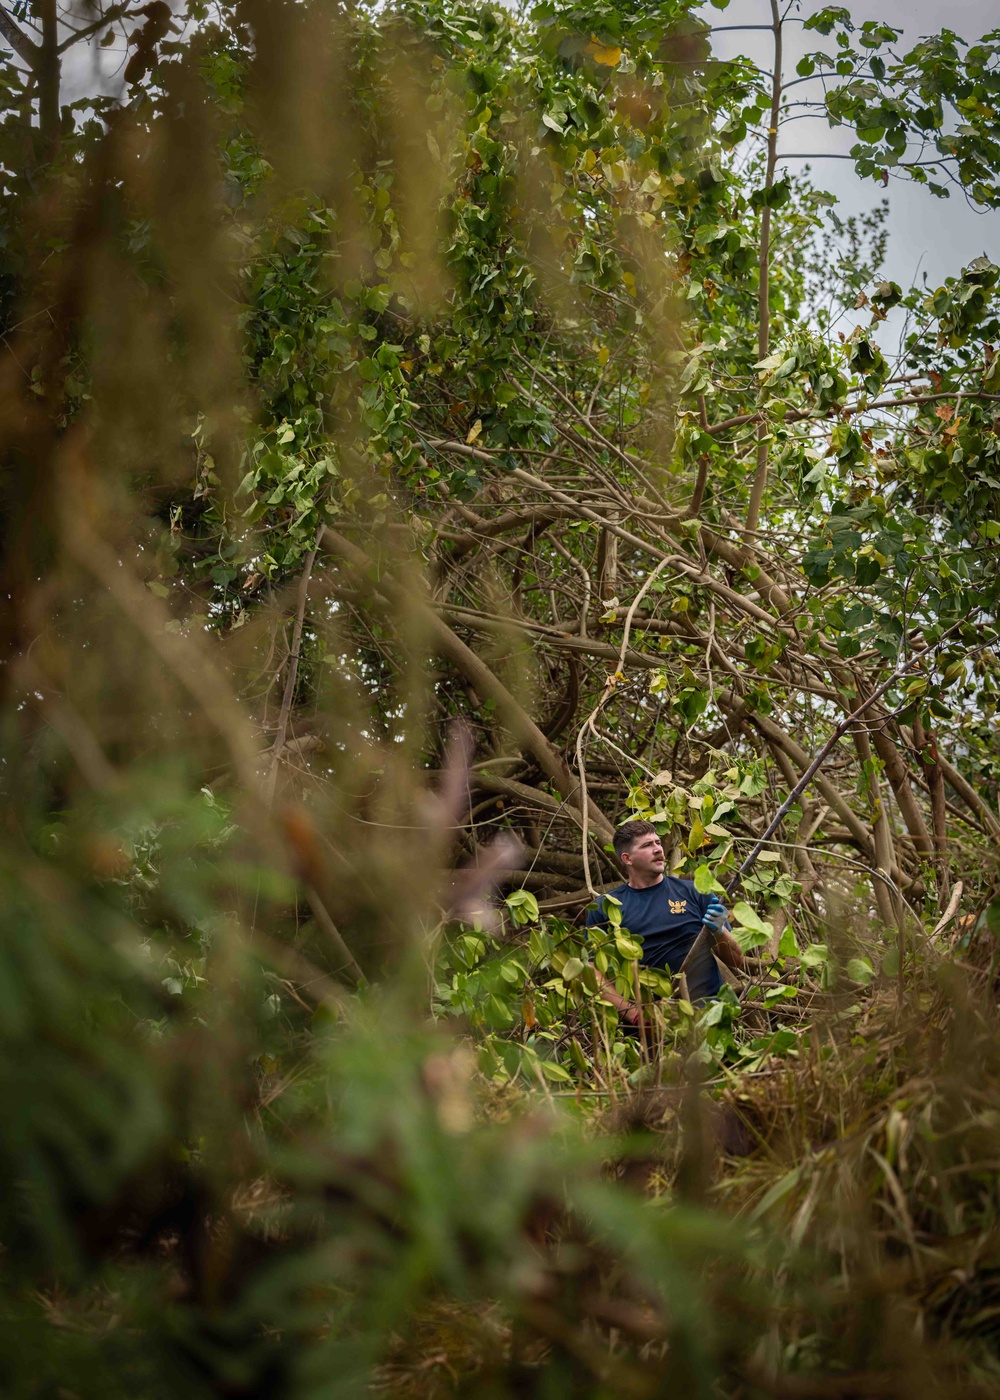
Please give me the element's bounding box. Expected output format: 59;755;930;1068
379;914;1000;1397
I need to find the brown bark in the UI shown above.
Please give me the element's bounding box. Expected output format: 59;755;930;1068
932;750;1000;841
265;538;320;805
744;0;782;540
764;740;819;889
596;513;619;602
869;727;934;857
321;527;615;841
913;714;950;897
0;3;38;64
851;727;900;930
438;505;568;566
37;0;59;156
720;692;875;860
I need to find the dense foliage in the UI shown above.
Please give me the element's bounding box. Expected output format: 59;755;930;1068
1;0;1000;1394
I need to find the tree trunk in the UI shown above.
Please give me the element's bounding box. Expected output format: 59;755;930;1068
913;714;950;899
38;0;60;158
852;728;899;930
870;727;934;857
744;0;782;540
596;514;619;603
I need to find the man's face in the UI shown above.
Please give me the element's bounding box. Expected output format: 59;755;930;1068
621;830;665;879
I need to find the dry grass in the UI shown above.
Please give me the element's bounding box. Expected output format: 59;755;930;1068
368;920;1000;1397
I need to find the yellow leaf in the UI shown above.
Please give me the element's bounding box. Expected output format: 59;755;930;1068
466;418;483;445
687;815;707;851
586;34;622;65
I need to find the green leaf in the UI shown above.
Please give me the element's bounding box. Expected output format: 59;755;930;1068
615;933;643;960
778;921;799;957
505;889;539;926
846;957;874;985
561;956;585;981
699;998;728;1027
762;983;798;1007
732;923;771;953
732;901;771;936
694;864;726;895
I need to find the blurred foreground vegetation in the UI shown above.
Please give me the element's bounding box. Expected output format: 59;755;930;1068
2;0;1000;1394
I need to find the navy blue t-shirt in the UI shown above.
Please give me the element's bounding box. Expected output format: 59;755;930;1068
585;876;722;1001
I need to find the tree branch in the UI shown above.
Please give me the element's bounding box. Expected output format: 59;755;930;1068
320;527;614;842
727;619;975;893
704;391;1000;440
265;533;320;806
744;0;782;541
56;2;141;53
0;3;39;64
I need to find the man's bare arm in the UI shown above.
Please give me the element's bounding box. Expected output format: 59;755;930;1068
714;928;745;972
595;971;640;1023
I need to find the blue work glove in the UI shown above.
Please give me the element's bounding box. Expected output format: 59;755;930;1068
701;897;728;934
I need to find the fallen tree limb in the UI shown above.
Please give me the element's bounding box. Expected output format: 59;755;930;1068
321;527;615;842
931;880;963;938
720;693;875;859
265;531;320;805
437;504;571;564
927;747;1000;842
439;603;664;670
575;556;675;895
870;725;934;857
727;621;974;893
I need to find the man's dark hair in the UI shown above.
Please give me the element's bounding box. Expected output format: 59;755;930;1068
613;818;657;866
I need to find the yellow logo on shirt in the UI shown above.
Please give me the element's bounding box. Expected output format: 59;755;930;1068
669;899;687;914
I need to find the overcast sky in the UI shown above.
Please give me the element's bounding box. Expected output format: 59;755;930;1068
699;0;999;295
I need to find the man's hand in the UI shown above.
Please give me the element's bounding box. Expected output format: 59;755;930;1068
701;896;729;934
596;970;643;1025
702;896;744;970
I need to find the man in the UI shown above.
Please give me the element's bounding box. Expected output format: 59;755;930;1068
585;818;745;1024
